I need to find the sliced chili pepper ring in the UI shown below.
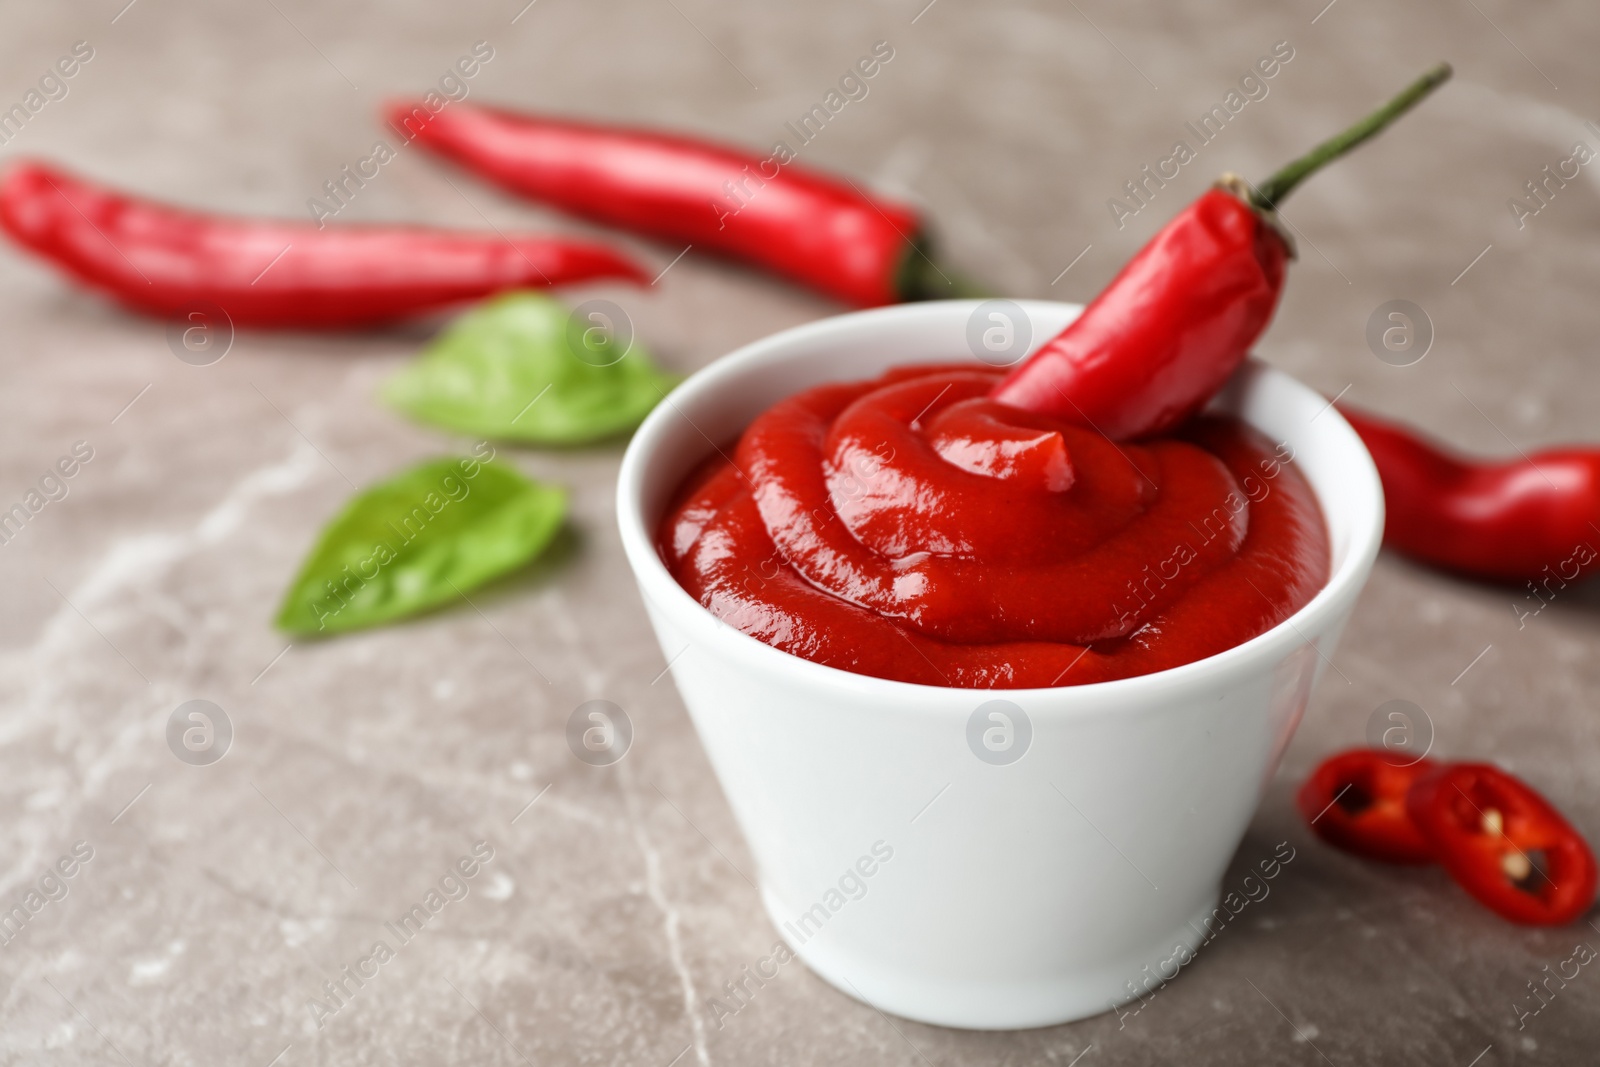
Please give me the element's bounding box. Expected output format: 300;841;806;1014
1297;748;1439;864
1407;763;1598;926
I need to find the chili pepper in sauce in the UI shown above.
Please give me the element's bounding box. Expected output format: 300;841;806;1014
384;102;961;308
1407;763;1597;926
0;160;648;329
993;63;1452;440
1337;403;1600;584
1297;749;1439;865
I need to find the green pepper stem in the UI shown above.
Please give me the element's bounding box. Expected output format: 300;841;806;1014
896;238;993;301
1250;62;1452;211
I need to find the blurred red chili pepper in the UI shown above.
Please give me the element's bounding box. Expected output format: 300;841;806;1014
993;64;1451;440
1338;403;1600;583
385;101;950;308
1297;749;1439;864
1407;763;1597;926
0;160;647;329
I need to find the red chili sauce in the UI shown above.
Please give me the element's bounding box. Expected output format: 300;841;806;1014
657;364;1329;688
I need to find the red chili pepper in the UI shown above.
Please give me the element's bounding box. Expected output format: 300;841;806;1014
385;102;945;308
1297;749;1440;864
993;186;1289;440
993;64;1452;440
0;160;647;329
1338;403;1600;583
1407;763;1597;926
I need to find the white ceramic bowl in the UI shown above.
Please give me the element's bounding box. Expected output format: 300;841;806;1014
617;300;1383;1030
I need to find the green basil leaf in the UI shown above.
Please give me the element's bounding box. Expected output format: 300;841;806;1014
381;291;679;444
275;455;567;636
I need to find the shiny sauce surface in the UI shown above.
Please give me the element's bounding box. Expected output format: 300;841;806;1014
658;364;1329;688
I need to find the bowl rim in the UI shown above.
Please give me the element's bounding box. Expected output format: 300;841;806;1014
616;299;1384;708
